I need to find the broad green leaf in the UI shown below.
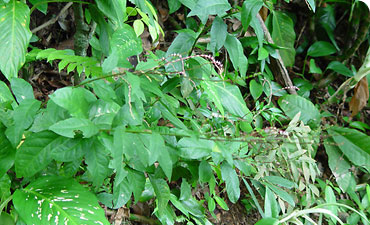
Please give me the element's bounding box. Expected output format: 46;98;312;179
317;5;338;49
326;61;353;77
169;194;189;217
199;160;213;183
179;0;197;9
213;195;229;210
13;176;109;225
127;168;145;203
306;0;316;12
151;134;173;180
209;16;227;53
325;185;338;222
264;187;279;218
95;0;126;26
165;29;196;64
10;78;34;103
241;0;263;31
265;183;295;207
309;58;323;74
178;137;214;159
85;138;110;187
103;24;143;71
113;177;132;208
328;126;370;172
156;102;187;130
181;198;204;217
29;0;47;14
255;218;279;225
0;212;14;225
89;79;117;101
201;79;225;116
188;0;231;24
51;137;88;162
15;131;59;177
0;129;15;178
6;99;41;146
250;80;263;100
272;11;296;67
150;176;170;215
133;19;144;36
307;41;337;57
0;81;15;104
212;81;252;121
263;176;295;189
112;126;127;185
168;0;181;13
180;178;191;200
50;87;97;119
224;34;248;77
221;162;240;203
49;118;99;138
278;95;320;124
0;0;32;80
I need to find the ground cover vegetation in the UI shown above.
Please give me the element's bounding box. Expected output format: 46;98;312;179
0;0;369;224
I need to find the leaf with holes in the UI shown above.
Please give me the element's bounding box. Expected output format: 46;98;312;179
0;0;32;80
13;175;110;225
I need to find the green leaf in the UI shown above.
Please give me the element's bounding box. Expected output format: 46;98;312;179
133;19;144;36
265;183;295;207
166;29;196;57
325;185;338;222
150;176;170;215
0;212;14;225
309;58;323;74
255;218;279;225
10;78;34;103
49;118;99;138
188;0;231;24
13;176;109;225
180;179;191;200
6;99;41;146
250;80;263;100
103;24;142;71
221;162;240;203
50;137;88;162
263;176;295;189
241;0;263;31
213;195;229;210
307;41;337;57
156;144;173;180
85;138;110;187
224;34;248;77
326;61;353;77
328;126;370;172
95;0;126;26
15;131;59;177
201;79;225;116
0;129;15;178
306;0;316;12
178;137;214;159
113;177;132;208
278;95;320;124
199;160;213;183
168;0;181;13
156;102;187;130
0;0;32;80
209;16;227;53
211;81;252;121
264;187;279;218
169;194;189;217
50;87;97;119
272;11;296;67
0;81;15;104
127;168;145;203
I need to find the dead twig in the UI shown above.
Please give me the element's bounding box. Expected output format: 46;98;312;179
31;2;73;33
256;14;297;95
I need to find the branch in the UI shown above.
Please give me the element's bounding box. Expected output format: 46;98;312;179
256;14;297;95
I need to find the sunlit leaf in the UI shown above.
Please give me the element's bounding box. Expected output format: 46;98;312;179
0;0;32;80
13;176;109;225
